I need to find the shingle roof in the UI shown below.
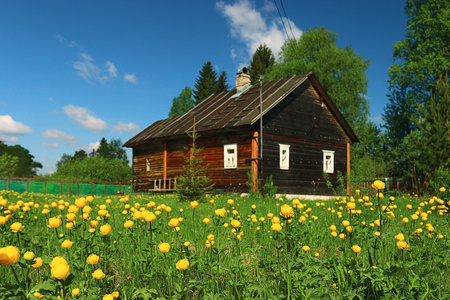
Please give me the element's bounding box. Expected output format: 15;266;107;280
124;72;358;147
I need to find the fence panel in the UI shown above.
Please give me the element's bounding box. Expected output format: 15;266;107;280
0;177;131;197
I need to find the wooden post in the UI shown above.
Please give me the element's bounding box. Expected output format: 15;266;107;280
91;182;93;196
60;180;63;196
77;181;79;196
7;177;10;191
104;182;107;196
119;183;122;193
163;141;167;190
347;142;351;195
27;178;30;193
44;179;47;195
251;130;259;191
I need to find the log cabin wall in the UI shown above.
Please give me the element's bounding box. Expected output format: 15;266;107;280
132;129;253;192
260;79;350;195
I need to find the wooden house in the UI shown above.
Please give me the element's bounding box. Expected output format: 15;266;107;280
123;71;358;195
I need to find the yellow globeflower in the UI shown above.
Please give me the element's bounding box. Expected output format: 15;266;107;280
32;257;43;268
112;291;120;298
124;220;134;228
0;246;20;265
227;199;234;205
92;269;106;279
61;240;73;249
351;245;362;253
190;201;199;208
439;187;446;192
48;217;62;229
207;234;215;241
395;233;405;241
202;218;210;224
271;223;282;231
145;212;156;223
231;219;241;228
280;204;294;217
75;197;87;208
0;216;7;224
339;233;346;240
51;262;70;280
103;294;114;300
176;258;189;270
10;222;24;232
341;220;350;227
24;251;35;261
301;246;310;252
331;231;338;237
215;208;226;217
168;218;180;227
272;216;280;224
158;243;170;253
72;288;80;296
372;180;385;190
87;254;100;265
396;241;409;250
205;239;214;248
100;224;112;235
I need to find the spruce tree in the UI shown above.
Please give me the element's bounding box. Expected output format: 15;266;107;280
216;70;230;93
249;43;275;84
193;61;217;105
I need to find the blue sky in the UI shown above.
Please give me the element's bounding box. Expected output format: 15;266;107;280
0;0;407;175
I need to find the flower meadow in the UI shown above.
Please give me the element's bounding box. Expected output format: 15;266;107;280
1;182;450;299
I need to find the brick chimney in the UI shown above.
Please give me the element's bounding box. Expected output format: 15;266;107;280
236;67;251;92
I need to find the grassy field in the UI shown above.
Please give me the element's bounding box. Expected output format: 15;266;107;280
0;182;449;299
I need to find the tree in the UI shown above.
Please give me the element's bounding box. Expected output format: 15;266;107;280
248;43;275;84
383;0;450;176
0;144;42;177
91;138;128;163
0;154;19;177
168;86;195;118
266;27;371;130
56;154;74;171
216;70;230;93
175;121;213;202
193;61;218;104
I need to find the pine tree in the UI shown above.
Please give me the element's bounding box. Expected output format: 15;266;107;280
249;43;275;84
193;61;217;105
175;120;214;202
216;70;230;93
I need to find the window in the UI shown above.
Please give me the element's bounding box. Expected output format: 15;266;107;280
224;144;237;169
146;157;150;172
323;150;335;173
279;144;290;170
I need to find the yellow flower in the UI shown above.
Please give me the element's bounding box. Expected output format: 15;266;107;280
75;197;87;208
176;258;189;270
227;199;234;205
32;257;43;268
251;204;256;209
331;231;338;237
439;187;446;192
372;180;385;190
396;241;409;250
267;213;274;219
341;220;350;227
190;201;199;208
48;217;62;228
207;234;215;241
374;231;381;236
10;222;24;232
0;246;20;265
87;254;100;265
231;219;241;228
112;291;120;298
346;202;356;210
34;292;44;298
92;269;106;279
339;233;346;240
124;220;134;228
351;245;362;253
62;240;73;249
280;204;294;217
100;224;112;235
314;252;320;257
330;225;337;231
168;218;179;227
346;226;353;233
271;223;282;231
24;251;35;261
395;233;405;241
72;288;80;296
203;218;210;224
184;241;190;247
145;212;156;223
374;219;381;227
205;239;215;248
272;216;280;224
158;243;170;253
51;261;70;280
301;246;310;252
215;208;226;217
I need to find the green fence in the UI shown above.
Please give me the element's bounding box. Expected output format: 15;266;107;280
0;177;132;196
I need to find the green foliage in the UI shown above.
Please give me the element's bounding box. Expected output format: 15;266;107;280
323;171;347;196
0;143;42;177
266;27;370;130
168;86;195;118
216;70;230;93
175;124;213;202
0;154;19;177
383;0;450;176
91;137;128;163
263;174;277;199
248;43;275;84
50;156;132;182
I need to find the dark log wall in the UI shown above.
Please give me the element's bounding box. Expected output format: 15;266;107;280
260;79;350;195
132;129;253;192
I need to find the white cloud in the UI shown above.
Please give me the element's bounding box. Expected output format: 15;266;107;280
124;73;138;84
73;53;118;83
0;115;32;142
216;0;302;62
42;129;78;147
112;121;140;133
80;142;100;153
42;142;60;148
62;105;107;133
56;35;83;50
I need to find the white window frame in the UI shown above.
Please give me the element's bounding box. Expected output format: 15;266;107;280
279;144;290;170
224;144;237;169
323;150;335;173
146;157;150;172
